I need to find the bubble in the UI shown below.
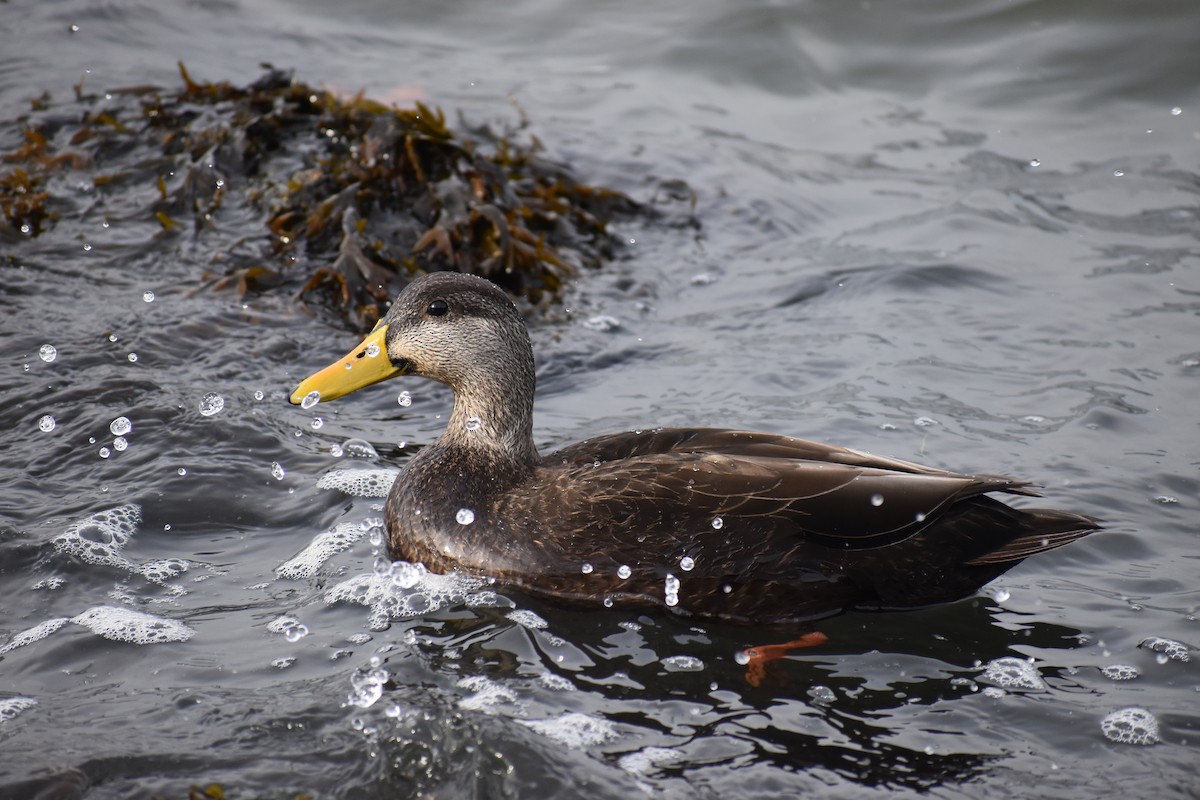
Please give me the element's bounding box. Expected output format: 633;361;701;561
808;685;836;705
456;508;475;525
465;415;482;431
38;344;57;362
1028;158;1041;168
113;436;128;451
1100;707;1160;746
711;517;724;530
617;564;632;579
343;438;378;459
870;493;884;507
1171;106;1182;116
397;390;412;407
198;392;225;416
127;353;138;362
300;390;320;409
581;562;594;574
680;556;695;572
38;415;55;432
253;390;265;401
284;622;309;642
142;291;155;303
310;417;324;430
109;416;132;436
271;461;285;480
99;447;111;459
1101;664;1140;681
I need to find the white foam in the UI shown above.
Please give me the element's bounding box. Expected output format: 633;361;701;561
324;567;485;630
457;675;518;712
617;746;683;777
1100;707;1160;746
661;655;704;672
980;656;1047;691
1138;636;1191;663
518;712;618;748
506;609;549;630
139;558;190;584
316;468;399;497
69;606;195;644
277;523;366;579
538;673;576;692
0;697;38;723
0;617;70;654
1100;664;1140;681
52;504;142;572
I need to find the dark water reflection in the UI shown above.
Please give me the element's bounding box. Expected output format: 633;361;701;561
3;0;1200;797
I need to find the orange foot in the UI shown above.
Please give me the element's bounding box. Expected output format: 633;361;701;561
742;632;829;687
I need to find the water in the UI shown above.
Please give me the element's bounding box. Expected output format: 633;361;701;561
2;0;1199;797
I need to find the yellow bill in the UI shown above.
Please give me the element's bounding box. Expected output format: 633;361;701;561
289;324;405;405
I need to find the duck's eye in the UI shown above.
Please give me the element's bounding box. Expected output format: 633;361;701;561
427;299;449;317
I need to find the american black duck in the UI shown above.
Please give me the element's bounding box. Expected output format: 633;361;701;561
290;272;1099;624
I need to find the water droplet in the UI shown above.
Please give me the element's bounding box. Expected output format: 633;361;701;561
108;334;119;343
711;517;724;530
617;564;631;579
142;291;155;303
113;436;128;452
603;596;614;608
38;344;57;362
465;416;482;431
397;390;412;407
300;390;320;409
581;562;594;574
127;353;138;362
253;390;265;401
680;556;695;571
915;511;927;522
1113;169;1125;177
1170;106;1182;116
870;493;884;507
177;467;187;476
38;415;55;432
271;461;285;480
1028;158;1041;168
82;243;92;252
310;417;324;430
365;343;380;358
330;444;344;457
198;392;225;416
665;574;680;595
456;508;475;525
163;524;172;531
665;593;679;607
98;447;111;459
109;416;132;436
284;623;309;643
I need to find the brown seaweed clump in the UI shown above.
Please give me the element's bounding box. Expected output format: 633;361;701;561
1;64;656;328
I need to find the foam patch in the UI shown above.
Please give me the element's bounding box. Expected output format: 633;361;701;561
0;697;38;723
316;468;399;497
70;606;195;644
980;656;1047;691
518;712;618;748
1138;635;1192;663
0;618;70;655
52;504;142;572
1101;707;1160;746
277;523;366;579
324;566;485;630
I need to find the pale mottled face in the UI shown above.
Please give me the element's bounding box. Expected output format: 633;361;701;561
381;272;532;393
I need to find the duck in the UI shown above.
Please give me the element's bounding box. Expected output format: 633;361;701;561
290;271;1099;625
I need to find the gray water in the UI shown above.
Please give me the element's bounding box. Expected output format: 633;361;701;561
2;0;1198;797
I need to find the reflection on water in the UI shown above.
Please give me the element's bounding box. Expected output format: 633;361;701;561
2;0;1199;796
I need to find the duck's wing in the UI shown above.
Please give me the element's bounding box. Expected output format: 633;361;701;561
543;428;1029;550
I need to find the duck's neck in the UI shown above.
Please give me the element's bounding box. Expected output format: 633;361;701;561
434;373;540;477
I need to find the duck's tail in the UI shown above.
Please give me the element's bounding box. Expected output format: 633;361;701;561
963;508;1101;567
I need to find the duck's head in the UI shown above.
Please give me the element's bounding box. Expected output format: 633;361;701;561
289;272;534;406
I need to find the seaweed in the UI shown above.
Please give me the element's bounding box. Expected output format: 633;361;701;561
1;64;656;328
